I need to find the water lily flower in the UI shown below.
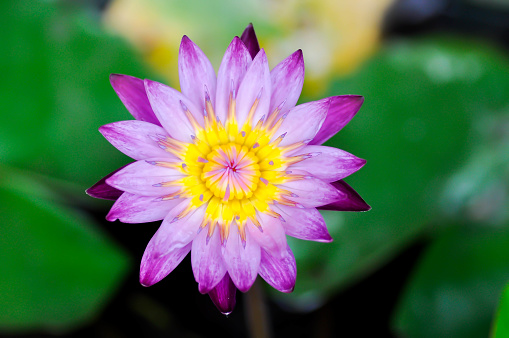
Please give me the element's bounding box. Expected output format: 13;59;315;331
87;24;369;314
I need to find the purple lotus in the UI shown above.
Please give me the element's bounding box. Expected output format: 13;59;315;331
87;24;369;314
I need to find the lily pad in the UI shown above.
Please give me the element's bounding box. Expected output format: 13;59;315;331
0;166;129;332
392;226;509;338
492;283;509;338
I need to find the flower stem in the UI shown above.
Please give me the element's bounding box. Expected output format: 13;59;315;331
245;279;272;338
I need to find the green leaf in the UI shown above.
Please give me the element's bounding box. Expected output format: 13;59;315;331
275;36;509;309
0;0;150;187
492;283;509;338
393;227;509;338
0;166;129;332
440;112;509;226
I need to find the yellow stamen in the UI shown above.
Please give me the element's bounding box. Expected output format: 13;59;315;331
160;93;302;241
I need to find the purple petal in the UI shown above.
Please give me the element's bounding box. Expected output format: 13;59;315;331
222;225;261;292
179;36;217;112
290;145;366;182
208;273;237;315
144;79;203;143
240;23;260;59
191;225;227;294
216;37;252;123
258;245;296;293
140;243;191;287
272;98;329;148
309;95;364;145
99;120;173;160
106;159;183;196
318;180;371;212
236;49;271;128
269;50;304;117
140;201;204;286
86;164;130;200
273;205;332;242
247;214;287;258
279;175;343;208
110;74;161;126
106;192;182;223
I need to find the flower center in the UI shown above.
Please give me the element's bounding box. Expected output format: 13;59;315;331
153;91;312;243
202;143;260;201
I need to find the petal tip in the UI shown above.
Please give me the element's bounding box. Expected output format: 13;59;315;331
323;180;371;212
318;236;333;243
247;47;267;64
143;78;154;90
86;167;126;201
230;273;258;294
109;73;128;87
361;203;372;212
343;95;365;107
208;273;237;314
143;78;158;87
143;79;161;97
293;49;303;59
236;283;253;293
85;187;110;201
280;285;295;293
98;124;110;135
286;49;304;70
331;94;364;105
180;35;196;51
251;48;268;66
241;23;256;37
353;95;365;105
84;187;94;197
358;158;367;169
109;73;120;82
109;73;143;92
240;24;260;59
105;211;117;222
139;273;156;287
198;283;213;295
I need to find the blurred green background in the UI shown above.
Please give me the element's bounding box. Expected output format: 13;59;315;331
1;0;509;337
